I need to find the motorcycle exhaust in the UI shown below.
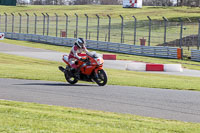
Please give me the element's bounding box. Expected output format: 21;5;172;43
58;66;65;73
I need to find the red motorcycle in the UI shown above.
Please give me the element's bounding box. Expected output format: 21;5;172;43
59;52;107;86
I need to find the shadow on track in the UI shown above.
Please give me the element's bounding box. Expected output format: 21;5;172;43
14;83;96;87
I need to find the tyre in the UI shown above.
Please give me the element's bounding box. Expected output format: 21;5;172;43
94;69;107;86
64;72;78;85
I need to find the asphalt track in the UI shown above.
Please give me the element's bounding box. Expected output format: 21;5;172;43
1;78;200;123
0;42;200;123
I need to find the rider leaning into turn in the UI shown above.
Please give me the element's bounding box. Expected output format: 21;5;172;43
68;38;89;72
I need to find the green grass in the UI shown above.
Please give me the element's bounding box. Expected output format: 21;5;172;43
2;39;200;70
0;52;200;91
0;100;200;133
0;5;200;21
0;5;199;52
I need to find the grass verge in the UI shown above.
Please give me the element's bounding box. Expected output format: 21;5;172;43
0;5;200;21
2;39;200;70
0;52;200;91
0;100;200;133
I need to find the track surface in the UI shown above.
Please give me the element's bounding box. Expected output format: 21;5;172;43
1;42;200;123
1;42;200;77
1;78;200;123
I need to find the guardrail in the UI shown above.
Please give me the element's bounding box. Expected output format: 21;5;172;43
4;32;181;59
191;49;200;62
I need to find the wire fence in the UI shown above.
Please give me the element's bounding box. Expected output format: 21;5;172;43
0;13;200;57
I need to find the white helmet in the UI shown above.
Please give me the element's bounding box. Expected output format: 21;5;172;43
76;38;85;48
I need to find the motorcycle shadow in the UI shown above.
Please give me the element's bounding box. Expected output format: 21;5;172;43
14;83;96;87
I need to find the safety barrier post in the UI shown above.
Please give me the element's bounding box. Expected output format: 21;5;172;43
0;14;1;32
55;13;58;37
75;13;78;38
177;48;183;59
85;14;88;40
4;13;7;33
33;13;37;34
18;13;22;33
64;13;68;38
163;17;168;46
120;15;124;43
107;15;111;42
147;16;152;46
96;14;100;42
42;13;46;36
133;16;137;45
198;19;200;50
26;13;29;34
179;18;183;48
11;13;14;33
46;13;49;36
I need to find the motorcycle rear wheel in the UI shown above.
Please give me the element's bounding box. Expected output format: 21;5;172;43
65;72;78;85
94;69;107;86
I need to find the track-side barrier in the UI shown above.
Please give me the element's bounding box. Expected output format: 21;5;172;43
191;49;200;62
4;32;182;59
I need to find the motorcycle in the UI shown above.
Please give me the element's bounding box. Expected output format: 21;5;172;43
58;52;107;86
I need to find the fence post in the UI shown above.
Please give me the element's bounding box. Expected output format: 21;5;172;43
147;16;152;46
4;13;7;33
133;16;137;45
75;13;78;38
11;13;14;33
163;17;168;46
18;13;22;33
120;15;124;43
42;13;46;36
96;14;100;42
85;14;88;40
46;13;49;36
179;18;183;48
26;13;29;34
33;13;37;34
64;13;68;38
0;14;1;32
198;19;200;50
107;15;111;42
55;13;58;37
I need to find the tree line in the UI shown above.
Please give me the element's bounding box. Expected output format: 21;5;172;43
17;0;200;7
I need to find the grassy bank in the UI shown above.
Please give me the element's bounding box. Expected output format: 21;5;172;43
0;100;200;133
2;39;200;70
0;52;200;91
0;5;200;21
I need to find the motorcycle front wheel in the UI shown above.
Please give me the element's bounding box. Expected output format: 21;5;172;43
94;69;107;86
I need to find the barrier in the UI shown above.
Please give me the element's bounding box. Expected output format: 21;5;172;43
126;62;183;72
103;54;117;60
191;49;200;62
146;64;164;71
126;63;146;71
164;64;183;72
4;32;181;59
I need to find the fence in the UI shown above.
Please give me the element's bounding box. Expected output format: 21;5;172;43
0;13;200;59
4;32;181;59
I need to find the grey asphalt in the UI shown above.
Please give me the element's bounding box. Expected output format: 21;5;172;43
1;42;200;77
1;42;200;123
0;78;200;123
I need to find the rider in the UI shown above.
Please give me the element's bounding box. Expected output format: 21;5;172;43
68;38;89;72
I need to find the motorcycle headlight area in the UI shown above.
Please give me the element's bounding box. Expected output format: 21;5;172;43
96;58;104;65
